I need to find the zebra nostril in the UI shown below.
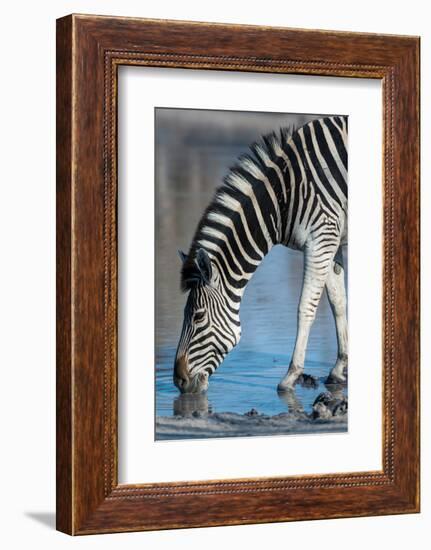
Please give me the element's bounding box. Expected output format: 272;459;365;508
174;355;189;389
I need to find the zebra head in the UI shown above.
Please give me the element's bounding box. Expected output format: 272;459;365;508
173;248;241;394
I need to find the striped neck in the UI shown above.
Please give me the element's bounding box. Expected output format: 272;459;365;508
184;131;293;309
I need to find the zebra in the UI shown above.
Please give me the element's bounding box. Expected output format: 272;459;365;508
173;115;348;394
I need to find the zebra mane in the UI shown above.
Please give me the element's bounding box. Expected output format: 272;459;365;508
180;124;297;292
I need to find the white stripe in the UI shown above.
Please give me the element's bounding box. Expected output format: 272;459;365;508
225;172;273;250
240;158;283;238
333;116;348;149
309;123;347;204
254;144;287;202
297;128;339;211
207;211;260;266
196;239;243;297
319;119;348;180
216;192;264;259
200;225;253;278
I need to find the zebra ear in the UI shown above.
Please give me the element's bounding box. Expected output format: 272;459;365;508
178;250;188;264
195;248;213;285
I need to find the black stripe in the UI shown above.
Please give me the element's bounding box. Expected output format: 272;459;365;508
303;124;344;207
314;121;348;198
284;144;302;242
234;166;279;244
325;118;348;172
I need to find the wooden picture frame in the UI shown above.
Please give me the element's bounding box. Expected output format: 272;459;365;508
56;14;420;535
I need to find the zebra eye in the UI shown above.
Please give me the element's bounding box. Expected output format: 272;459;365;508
194;311;206;323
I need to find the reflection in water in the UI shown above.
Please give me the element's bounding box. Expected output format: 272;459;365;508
324;383;347;402
277;388;306;417
174;393;211;416
311;386;348;419
173;383;346;421
155;108;347;435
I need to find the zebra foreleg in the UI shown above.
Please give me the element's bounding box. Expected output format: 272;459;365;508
277;245;336;391
325;260;348;384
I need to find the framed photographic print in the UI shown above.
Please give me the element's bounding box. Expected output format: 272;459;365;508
56;14;420;535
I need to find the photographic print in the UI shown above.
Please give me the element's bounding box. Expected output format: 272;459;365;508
155;108;348;441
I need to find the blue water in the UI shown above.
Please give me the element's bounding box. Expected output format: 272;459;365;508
156;348;337;418
154;108;347;435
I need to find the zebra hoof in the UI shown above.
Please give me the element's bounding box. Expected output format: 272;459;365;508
277;362;304;392
326;361;348;385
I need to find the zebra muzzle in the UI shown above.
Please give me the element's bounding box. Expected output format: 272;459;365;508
173;355;190;391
